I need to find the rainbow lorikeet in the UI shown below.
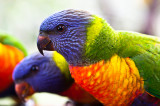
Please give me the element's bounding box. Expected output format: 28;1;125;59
0;32;27;97
12;51;102;105
37;9;160;105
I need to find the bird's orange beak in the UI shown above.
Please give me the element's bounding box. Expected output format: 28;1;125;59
37;35;54;56
15;82;35;102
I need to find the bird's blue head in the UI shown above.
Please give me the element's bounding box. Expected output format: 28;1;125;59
37;9;94;65
12;51;73;101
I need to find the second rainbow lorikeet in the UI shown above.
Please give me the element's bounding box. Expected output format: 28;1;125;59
37;9;160;105
12;51;102;105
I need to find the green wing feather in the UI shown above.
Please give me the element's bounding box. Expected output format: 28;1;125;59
117;31;160;98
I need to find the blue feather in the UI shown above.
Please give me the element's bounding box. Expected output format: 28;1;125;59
13;51;73;93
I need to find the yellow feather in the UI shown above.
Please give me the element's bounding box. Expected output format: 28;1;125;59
86;16;103;47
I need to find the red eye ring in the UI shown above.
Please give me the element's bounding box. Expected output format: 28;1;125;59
57;24;65;32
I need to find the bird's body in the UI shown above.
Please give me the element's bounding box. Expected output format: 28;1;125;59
0;43;24;93
13;51;101;105
37;9;160;105
69;28;160;105
0;33;26;96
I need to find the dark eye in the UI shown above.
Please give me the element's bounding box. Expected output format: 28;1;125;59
31;65;39;71
56;24;65;32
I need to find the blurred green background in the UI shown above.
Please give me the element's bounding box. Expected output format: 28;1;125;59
0;0;102;54
0;0;160;105
0;0;160;54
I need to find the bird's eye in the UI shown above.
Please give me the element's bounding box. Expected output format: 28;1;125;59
56;24;65;32
31;65;39;71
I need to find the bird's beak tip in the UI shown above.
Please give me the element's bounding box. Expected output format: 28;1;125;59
37;35;55;55
37;43;44;56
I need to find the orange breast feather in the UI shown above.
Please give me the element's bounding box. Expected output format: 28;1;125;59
69;55;144;106
0;43;24;92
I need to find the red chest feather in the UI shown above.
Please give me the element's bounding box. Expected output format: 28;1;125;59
69;55;144;105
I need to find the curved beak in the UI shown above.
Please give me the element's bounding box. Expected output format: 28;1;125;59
37;34;54;55
15;82;35;102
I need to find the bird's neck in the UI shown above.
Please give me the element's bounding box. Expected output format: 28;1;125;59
71;16;119;66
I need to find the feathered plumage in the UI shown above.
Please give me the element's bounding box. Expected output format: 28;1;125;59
13;51;101;105
37;9;160;105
